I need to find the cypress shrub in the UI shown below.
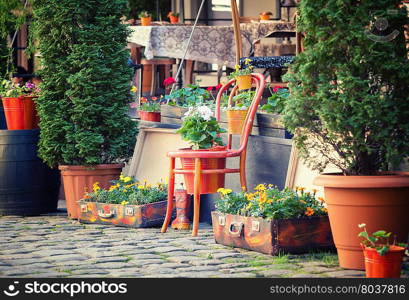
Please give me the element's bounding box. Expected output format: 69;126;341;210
283;0;409;175
32;0;137;167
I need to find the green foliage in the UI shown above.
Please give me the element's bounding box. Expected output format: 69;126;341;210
0;0;31;78
177;106;225;150
261;87;289;114
216;185;328;220
84;175;167;205
139;102;160;112
228;58;254;79
358;223;407;256
228;90;255;110
32;0;138;167
283;0;409;175
127;0;170;20
165;83;211;107
138;10;150;18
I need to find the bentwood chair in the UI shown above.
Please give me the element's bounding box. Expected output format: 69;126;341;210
161;73;266;236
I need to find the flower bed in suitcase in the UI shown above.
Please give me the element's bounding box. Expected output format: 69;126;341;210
78;176;171;228
212;185;335;255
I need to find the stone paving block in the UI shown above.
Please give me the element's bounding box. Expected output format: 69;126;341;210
322;270;365;278
151;246;183;253
258;269;292;277
167;256;207;264
48;254;89;262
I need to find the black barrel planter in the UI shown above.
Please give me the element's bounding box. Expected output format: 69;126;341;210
0;102;6;129
0;130;60;215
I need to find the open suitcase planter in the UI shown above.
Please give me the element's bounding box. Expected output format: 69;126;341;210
211;212;335;255
79;200;173;228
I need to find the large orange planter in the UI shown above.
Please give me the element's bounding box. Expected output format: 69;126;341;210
226;109;248;134
2;96;38;130
59;164;123;219
138;110;161;122
140;16;151;26
180;147;226;194
314;173;409;270
236;75;252;90
363;245;405;278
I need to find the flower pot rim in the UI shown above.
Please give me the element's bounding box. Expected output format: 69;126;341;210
178;145;227;152
138;110;161;113
58;163;124;171
361;244;406;253
313;172;409;188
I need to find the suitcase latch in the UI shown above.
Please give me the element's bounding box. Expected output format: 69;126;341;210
80;204;87;213
125;206;134;216
251;220;260;232
218;215;226;226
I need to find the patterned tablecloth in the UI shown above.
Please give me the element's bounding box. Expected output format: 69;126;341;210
128;22;295;68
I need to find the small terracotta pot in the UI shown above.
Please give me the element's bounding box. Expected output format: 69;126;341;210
226;109;248;134
259;14;270;20
180;146;227;194
138;110;161;122
236;75;252;90
140;16;152;26
169;16;179;24
314;173;409;270
362;245;405;278
59;164;123;219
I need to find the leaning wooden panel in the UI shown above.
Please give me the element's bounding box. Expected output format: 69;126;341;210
211;212;334;255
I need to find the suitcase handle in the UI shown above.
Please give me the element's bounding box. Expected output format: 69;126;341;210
97;209;115;218
228;222;244;237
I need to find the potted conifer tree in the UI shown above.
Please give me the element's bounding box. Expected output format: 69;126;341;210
283;0;409;270
32;0;138;219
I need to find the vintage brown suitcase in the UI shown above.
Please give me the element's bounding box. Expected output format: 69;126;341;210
211;212;334;255
78;200;173;228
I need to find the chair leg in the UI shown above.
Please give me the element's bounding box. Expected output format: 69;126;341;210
150;64;156;96
239;150;247;191
192;158;202;237
161;157;176;233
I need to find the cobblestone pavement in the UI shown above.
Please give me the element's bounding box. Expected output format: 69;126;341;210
0;214;408;278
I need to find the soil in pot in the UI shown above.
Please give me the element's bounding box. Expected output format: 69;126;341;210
59;164;123;219
314;173;409;270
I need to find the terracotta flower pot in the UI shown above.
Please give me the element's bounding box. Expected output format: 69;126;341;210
362;245;405;278
1;96;38;130
226;109;248;134
314;173;409;270
59;164;123;219
140;16;152;26
169;16;179;24
180;147;226;194
138;110;161;122
236;74;252;90
260;14;270;20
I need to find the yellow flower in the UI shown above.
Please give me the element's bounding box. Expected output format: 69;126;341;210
120;201;129;206
109;185;117;191
234;64;240;72
246;202;253;210
217;188;232;196
244;58;252;65
267;199;273;204
93;182;100;193
317;197;325;203
312;189;318;194
123;176;132;183
259;191;267;204
130;86;138;93
299;200;306;204
255;184;266;191
241;186;246;191
245;193;254;201
125;184;134;189
268;184;273;188
137;185;145;190
321;207;328;213
305;207;314;216
146;184;152;189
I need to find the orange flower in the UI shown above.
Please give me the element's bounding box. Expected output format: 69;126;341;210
305;207;314;216
317;197;325;203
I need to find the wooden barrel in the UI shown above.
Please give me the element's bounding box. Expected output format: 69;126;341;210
0;129;60;215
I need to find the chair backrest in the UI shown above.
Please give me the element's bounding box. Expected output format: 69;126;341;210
215;73;265;155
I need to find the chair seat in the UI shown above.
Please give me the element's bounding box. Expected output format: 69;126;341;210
240;56;295;69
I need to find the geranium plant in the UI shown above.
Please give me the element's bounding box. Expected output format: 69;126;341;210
139;96;161;112
261;86;289;114
215;185;327;220
84;175;167;206
177;105;226;150
167;12;179;17
138;11;151;18
226;90;255;110
0;80;40;97
165;83;211;107
358;223;408;256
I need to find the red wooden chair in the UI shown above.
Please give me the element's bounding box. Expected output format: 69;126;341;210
161;73;266;236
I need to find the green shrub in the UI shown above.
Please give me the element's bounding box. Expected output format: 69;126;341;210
32;0;138;167
283;0;409;175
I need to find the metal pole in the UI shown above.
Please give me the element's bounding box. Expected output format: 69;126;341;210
170;0;206;94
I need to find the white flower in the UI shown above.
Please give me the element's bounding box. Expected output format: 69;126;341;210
197;105;213;121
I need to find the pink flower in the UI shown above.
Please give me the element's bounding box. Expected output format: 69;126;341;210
215;84;222;91
206;86;214;91
163;77;176;87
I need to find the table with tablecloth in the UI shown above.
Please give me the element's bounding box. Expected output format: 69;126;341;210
128;21;295;68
